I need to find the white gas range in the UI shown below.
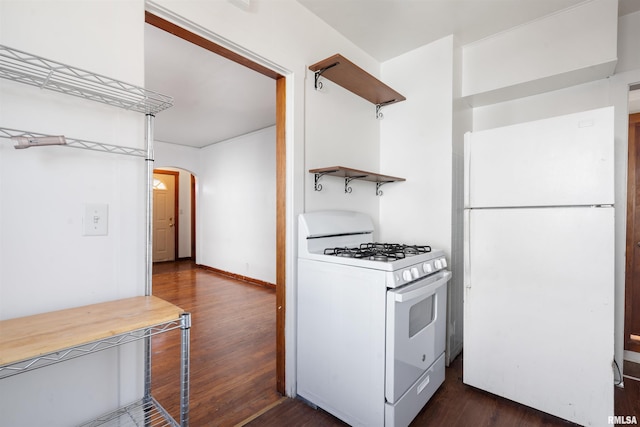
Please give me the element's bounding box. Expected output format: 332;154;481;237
296;210;451;427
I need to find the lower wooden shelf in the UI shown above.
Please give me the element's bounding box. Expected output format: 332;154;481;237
310;166;405;196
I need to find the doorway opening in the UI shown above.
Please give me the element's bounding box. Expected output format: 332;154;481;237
153;168;196;263
145;12;287;394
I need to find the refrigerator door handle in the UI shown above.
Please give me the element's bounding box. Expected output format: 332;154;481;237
464;209;471;289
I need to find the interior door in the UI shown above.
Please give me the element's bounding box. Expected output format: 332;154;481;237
464;206;614;426
153;171;177;262
625;112;640;352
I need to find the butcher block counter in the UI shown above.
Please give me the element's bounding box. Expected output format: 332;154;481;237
0;295;191;426
0;296;183;366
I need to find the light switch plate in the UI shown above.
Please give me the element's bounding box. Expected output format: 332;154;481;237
84;203;108;236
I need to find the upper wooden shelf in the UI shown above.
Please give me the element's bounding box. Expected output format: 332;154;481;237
310;166;405;196
309;54;406;115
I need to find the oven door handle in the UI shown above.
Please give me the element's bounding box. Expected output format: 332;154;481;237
394;271;451;303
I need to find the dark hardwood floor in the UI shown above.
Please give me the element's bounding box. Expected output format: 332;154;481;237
151;260;281;426
151;260;640;426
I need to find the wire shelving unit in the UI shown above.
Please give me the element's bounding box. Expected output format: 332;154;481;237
0;45;187;426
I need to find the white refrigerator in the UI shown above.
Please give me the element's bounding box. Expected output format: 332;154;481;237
463;107;615;427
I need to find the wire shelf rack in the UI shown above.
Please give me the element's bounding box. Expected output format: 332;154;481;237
0;44;173;115
0;127;147;158
78;397;178;427
0;297;190;426
0;319;184;380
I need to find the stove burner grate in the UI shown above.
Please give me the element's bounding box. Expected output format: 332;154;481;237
323;243;431;262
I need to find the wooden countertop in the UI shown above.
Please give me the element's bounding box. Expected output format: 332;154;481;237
0;296;184;366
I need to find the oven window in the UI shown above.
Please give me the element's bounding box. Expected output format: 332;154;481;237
409;294;435;338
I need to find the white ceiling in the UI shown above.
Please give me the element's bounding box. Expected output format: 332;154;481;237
146;0;640;148
145;24;276;148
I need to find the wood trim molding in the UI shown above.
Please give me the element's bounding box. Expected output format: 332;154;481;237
191;174;196;260
625;112;640;353
275;76;286;394
145;12;282;80
196;264;276;289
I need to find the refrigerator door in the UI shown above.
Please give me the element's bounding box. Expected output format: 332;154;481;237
463;206;614;426
464;107;614;208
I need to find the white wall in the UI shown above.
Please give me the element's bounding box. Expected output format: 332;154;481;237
154;139;201;174
379;35;468;365
0;1;146;424
462;0;618;106
379;37;453;250
198;127;277;284
157;128;277;283
615;9;640;73
156;135;277;278
304;68;381;228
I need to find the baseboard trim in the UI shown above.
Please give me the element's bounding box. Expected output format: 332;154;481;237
196;264;276;289
234;397;287;426
625;350;640;364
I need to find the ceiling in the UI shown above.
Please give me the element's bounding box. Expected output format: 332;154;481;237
146;0;640;148
145;24;276;149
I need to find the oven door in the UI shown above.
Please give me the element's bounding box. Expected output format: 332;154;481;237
385;270;450;403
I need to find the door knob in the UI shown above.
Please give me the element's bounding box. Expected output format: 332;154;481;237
169;217;174;227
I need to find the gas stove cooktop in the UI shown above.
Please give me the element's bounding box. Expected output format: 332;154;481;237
323;242;432;262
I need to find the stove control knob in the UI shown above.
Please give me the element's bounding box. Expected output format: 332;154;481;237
434;259;442;269
411;267;419;279
402;270;413;282
423;263;433;273
440;258;448;268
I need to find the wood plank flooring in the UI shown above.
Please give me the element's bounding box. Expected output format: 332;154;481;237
151;261;640;426
151;260;281;426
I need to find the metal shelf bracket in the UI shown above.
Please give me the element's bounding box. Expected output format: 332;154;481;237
313;170;338;191
375;99;397;120
344;175;368;193
376;181;393;196
314;62;339;90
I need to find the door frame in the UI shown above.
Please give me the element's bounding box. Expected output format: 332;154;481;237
191;174;196;261
154;169;180;262
625;112;640;353
145;12;287;394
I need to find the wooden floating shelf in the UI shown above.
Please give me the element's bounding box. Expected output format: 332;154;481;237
310;166;405;196
309;54;406;118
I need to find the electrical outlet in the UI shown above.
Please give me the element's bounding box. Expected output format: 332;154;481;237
84;203;108;236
